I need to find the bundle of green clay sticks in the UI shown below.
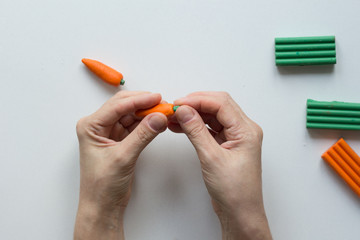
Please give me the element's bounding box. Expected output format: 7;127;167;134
275;35;336;66
307;99;360;130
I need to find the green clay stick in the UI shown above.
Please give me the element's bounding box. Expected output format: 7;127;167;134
306;123;360;130
275;50;336;59
275;36;335;44
307;99;360;111
275;43;335;51
307;116;360;124
276;58;336;66
307;109;360;118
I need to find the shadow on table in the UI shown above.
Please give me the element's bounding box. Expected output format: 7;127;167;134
307;128;360;141
277;65;335;76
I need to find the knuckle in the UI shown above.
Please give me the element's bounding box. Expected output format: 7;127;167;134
246;122;263;143
220;92;232;104
76;117;87;136
108;100;118;109
253;123;263;141
115;90;126;98
136;125;153;144
230;121;263;146
220;91;231;99
188;122;206;139
187;91;202;97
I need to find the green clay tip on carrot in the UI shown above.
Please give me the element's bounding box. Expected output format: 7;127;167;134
82;58;124;86
173;106;179;112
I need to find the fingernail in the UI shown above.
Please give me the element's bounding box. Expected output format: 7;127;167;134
148;115;167;132
177;106;195;123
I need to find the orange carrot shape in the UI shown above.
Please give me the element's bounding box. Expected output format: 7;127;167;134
135;103;179;117
322;138;360;197
82;58;124;86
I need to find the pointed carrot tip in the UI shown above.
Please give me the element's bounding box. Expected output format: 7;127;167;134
81;58;90;65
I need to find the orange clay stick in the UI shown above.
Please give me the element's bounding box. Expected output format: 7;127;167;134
333;144;360;176
327;149;360;187
82;58;124;86
135;103;179;117
322;152;360;197
338;138;360;167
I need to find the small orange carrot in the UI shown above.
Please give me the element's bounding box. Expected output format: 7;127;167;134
135;104;179;117
82;58;124;86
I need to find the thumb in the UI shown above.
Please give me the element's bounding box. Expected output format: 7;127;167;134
175;106;218;153
122;113;168;157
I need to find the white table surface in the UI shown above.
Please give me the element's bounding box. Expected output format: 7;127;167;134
1;0;360;239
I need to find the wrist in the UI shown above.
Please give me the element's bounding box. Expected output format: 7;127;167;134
217;206;272;240
74;201;125;240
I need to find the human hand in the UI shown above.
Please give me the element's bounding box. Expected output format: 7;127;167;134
74;91;168;240
168;92;272;240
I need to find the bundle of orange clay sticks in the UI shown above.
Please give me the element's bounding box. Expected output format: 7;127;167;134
322;138;360;197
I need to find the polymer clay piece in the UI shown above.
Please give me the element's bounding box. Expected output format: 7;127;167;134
275;36;336;66
322;138;360;197
306;99;360;130
135;103;178;117
82;58;125;86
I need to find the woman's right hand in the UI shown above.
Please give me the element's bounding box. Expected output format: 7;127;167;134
168;92;272;240
74;91;168;240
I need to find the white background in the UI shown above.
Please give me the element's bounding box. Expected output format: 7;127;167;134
1;0;360;239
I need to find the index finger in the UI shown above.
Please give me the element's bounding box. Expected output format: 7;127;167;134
92;93;162;126
174;92;248;129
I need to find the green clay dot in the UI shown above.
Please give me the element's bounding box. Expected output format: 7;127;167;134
173;106;180;112
120;79;125;85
